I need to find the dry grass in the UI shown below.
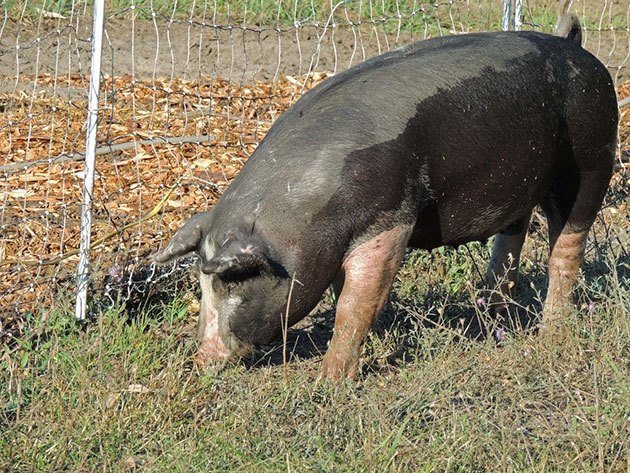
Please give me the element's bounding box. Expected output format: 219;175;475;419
0;21;628;472
1;172;628;470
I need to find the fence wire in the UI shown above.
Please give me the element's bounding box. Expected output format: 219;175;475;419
0;0;628;335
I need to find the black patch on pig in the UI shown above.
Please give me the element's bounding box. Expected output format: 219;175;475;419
200;31;618;349
286;32;617;324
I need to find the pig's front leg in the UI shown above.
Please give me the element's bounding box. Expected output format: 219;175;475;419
321;225;412;381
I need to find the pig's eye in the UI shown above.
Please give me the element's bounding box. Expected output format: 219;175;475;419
217;273;250;294
217;265;265;285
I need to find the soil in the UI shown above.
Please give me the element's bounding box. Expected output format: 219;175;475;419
0;14;627;91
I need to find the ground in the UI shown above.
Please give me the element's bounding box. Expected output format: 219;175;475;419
1;13;628;323
0;9;629;473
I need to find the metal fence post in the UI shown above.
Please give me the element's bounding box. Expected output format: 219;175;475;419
502;0;523;32
514;0;523;31
75;0;106;320
501;0;511;31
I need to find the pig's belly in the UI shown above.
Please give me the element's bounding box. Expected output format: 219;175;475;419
406;149;553;250
408;199;532;250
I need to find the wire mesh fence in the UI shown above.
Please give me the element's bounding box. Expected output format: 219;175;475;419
1;0;628;335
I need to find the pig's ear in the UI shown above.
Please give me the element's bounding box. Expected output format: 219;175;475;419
201;243;273;279
153;210;214;263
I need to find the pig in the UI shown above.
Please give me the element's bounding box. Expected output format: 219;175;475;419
154;14;618;380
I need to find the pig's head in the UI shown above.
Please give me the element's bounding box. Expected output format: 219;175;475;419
153;210;291;364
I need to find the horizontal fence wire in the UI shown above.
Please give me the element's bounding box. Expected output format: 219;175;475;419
0;0;628;335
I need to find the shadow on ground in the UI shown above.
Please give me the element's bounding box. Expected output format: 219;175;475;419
241;253;629;374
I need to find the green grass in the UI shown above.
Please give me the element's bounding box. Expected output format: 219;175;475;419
2;183;628;471
4;0;626;36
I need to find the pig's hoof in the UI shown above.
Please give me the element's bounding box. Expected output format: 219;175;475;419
193;349;228;371
194;352;209;368
194;353;213;369
320;352;359;382
193;356;228;376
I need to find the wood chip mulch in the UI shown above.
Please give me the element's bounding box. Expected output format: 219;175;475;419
0;72;329;334
0;74;628;340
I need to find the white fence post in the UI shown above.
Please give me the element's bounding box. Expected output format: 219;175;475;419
514;0;523;31
75;0;106;320
501;0;511;31
502;0;522;32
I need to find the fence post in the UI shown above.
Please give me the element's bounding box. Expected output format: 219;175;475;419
75;0;106;320
502;0;523;32
514;0;523;31
501;0;511;31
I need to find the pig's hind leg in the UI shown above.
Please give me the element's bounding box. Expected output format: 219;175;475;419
540;166;612;332
485;212;531;312
320;225;413;381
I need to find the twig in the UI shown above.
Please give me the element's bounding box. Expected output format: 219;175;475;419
282;273;297;385
2;184;178;268
0;135;215;173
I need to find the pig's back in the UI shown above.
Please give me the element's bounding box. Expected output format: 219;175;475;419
215;31;616;252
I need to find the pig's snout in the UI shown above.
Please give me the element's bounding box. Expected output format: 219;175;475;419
195;308;230;366
194;302;252;368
